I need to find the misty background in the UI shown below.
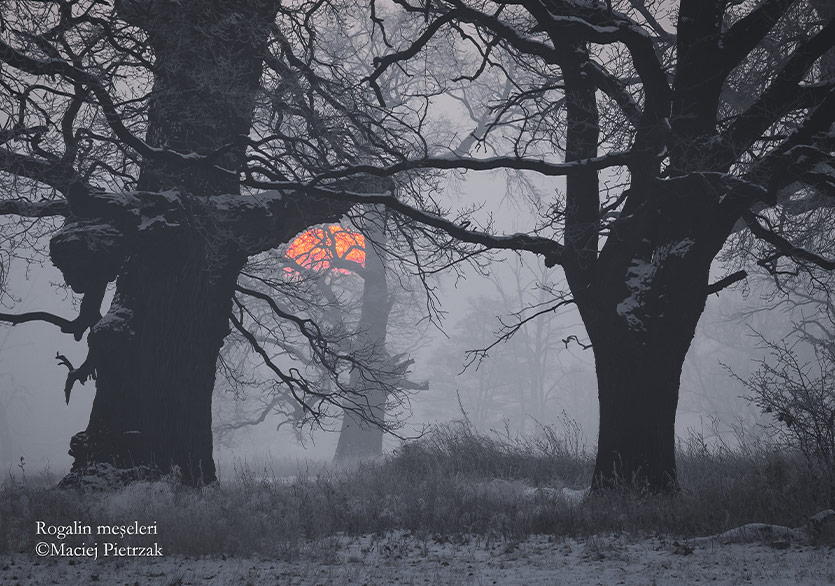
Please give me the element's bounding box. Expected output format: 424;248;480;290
0;166;785;479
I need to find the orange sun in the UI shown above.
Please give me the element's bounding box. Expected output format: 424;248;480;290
285;224;365;274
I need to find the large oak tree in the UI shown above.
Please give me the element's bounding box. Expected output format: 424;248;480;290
0;0;419;485
327;0;835;491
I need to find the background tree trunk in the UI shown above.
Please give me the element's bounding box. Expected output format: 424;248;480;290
334;209;391;462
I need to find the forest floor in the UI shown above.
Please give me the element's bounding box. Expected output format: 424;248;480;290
3;423;835;585
2;531;834;585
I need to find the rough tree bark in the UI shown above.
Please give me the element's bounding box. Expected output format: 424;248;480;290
50;0;349;486
356;0;834;491
584;178;736;489
51;0;274;485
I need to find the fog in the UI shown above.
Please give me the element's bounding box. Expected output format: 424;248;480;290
0;169;784;480
1;259;91;474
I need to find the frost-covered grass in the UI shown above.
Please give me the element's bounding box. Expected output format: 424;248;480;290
1;421;830;559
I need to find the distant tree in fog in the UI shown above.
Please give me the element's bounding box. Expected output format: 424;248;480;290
428;254;592;433
213;207;429;462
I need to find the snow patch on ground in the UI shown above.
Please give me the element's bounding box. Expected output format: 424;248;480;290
521;485;589;506
3;532;833;585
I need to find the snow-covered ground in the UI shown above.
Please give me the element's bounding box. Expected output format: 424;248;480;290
3;532;833;585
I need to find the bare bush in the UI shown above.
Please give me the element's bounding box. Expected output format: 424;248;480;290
737;334;835;506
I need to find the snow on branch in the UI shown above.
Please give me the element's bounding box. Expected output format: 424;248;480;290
249;183;567;267
310;151;632;183
525;0;670;107
0;197;69;218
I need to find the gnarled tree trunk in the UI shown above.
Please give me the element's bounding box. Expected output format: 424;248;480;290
584;178;736;491
68;232;246;484
60;0;279;485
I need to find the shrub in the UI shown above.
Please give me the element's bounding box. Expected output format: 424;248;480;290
736;333;835;506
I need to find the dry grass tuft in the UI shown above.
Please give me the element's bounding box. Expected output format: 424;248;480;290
1;420;829;558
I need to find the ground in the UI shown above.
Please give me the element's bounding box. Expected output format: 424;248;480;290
2;532;833;585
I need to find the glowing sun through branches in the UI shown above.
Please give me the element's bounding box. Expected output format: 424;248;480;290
285;224;366;275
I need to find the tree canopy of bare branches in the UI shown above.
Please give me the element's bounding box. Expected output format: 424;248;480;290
308;0;834;491
0;0;440;485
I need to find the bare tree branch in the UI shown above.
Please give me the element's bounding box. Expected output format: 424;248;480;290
55;352;95;405
720;0;798;76
249;182;567;267
309;151;632;183
0;310;75;331
707;270;748;295
743;209;835;270
722;19;835;161
0;197;69;217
